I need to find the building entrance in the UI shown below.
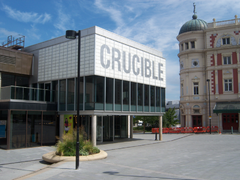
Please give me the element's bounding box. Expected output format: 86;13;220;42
222;113;239;130
97;116;114;143
192;115;202;127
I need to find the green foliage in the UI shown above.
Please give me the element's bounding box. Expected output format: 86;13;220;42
56;128;100;156
79;149;89;156
133;116;159;125
163;108;179;128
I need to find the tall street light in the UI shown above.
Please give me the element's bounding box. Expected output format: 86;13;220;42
206;79;211;134
66;30;81;169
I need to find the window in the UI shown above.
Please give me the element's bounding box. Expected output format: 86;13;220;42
223;56;231;64
185;42;189;49
191;41;195;48
222;37;230;45
181;84;184;96
193;82;199;95
224;79;232;91
181;44;183;51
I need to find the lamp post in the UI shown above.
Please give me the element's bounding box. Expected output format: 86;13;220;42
65;30;81;169
206;79;211;134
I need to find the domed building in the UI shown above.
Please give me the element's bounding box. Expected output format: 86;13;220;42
177;8;240;132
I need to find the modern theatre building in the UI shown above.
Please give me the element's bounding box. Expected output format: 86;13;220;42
0;26;166;149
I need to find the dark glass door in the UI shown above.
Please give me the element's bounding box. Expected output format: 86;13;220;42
222;113;239;130
192;115;202;127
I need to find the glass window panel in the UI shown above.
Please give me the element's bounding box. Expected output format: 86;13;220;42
42;112;56;145
2;73;15;87
131;82;136;111
106;78;113;110
138;84;143;111
95;76;104;110
151;86;155;112
161;88;165;112
115;79;122;111
11;111;26;149
123;81;129;111
144;85;149;112
151;86;155;106
27;111;42;147
0;110;8;149
16;76;29;87
67;79;74;111
85;76;94;110
59;80;66;111
52;81;58;103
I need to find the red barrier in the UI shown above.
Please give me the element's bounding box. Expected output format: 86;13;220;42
181;127;193;133
193;127;207;133
206;126;218;133
152;128;159;133
163;128;169;133
168;127;181;133
151;126;219;134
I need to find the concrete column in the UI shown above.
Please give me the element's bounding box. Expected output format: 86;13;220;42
159;116;162;141
130;116;133;139
238;113;240;132
128;115;130;138
91;115;97;147
59;115;64;141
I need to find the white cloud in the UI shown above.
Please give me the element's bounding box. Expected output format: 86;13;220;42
2;4;51;24
94;0;125;27
26;24;41;40
53;2;75;34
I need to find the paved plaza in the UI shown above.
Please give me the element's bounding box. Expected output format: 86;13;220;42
0;133;240;180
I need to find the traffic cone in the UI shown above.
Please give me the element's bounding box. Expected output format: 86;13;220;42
219;129;221;134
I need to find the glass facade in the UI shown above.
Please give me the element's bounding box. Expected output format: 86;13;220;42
138;84;143;111
123;81;129;111
1;75;165;113
115;79;122;111
131;82;137;111
27;111;42;147
59;80;66;111
106;78;113;110
67;79;74;111
144;85;149;112
0;110;8;149
42;112;56;145
3;110;57;149
11;111;26;149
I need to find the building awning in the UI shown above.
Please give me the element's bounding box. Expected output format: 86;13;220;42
213;102;240;114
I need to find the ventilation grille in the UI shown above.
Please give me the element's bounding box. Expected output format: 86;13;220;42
0;55;16;65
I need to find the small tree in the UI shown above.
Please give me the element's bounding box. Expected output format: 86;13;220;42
133;116;159;133
163;108;179;128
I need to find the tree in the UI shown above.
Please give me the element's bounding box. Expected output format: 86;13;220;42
162;108;179;128
133;116;159;133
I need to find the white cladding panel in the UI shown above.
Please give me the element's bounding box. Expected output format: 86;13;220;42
38;40;78;81
37;26;165;88
94;34;166;87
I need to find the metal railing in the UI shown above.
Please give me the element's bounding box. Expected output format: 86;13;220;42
0;86;56;102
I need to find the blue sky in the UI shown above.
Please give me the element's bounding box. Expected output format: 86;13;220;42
0;0;240;101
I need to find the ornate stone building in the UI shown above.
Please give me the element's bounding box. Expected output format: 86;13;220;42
177;12;240;132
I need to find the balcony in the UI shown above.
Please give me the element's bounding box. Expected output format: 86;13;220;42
0;86;56;102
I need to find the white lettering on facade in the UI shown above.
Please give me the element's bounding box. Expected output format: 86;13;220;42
100;44;163;81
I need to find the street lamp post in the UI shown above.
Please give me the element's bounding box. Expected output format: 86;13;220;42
206;79;211;134
66;30;81;169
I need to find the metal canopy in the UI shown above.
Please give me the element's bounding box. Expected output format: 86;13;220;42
213;102;240;113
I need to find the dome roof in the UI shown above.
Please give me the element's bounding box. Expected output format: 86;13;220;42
179;15;208;35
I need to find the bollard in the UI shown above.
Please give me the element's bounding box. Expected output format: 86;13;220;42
155;133;157;140
231;126;233;134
